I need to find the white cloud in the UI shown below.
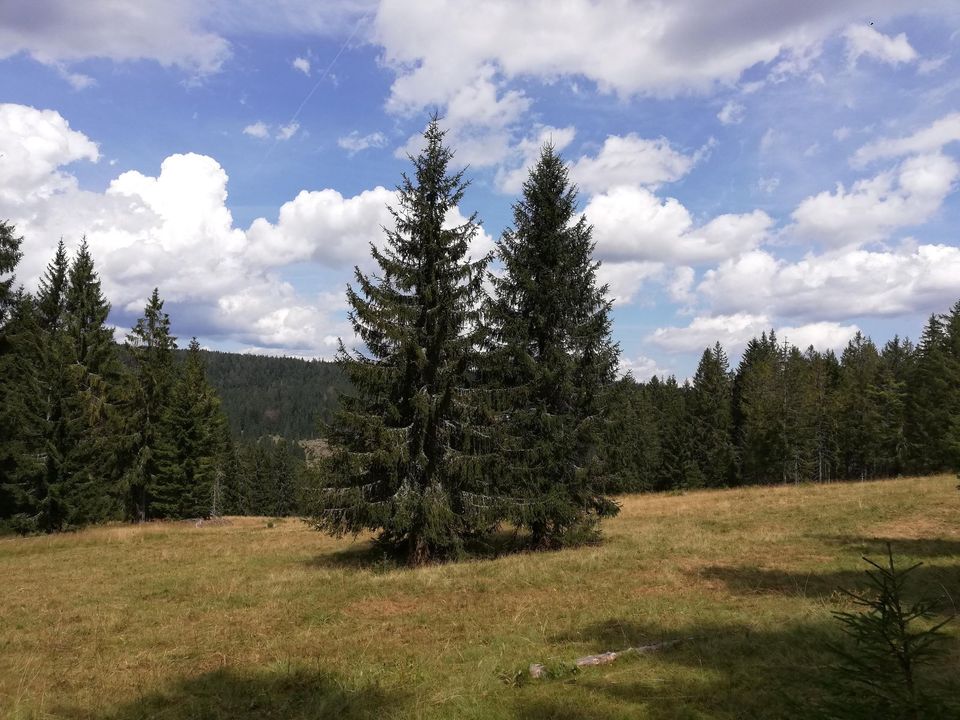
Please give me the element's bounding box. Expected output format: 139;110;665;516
699;244;960;321
833;126;852;141
667;266;696;304
375;0;924;108
917;55;949;75
717;100;745;125
242;121;270;139
276;122;300;141
844;24;917;67
596;260;664;305
789;153;958;247
778;321;859;352
0;0;230;77
585;186;772;264
338;130;388;154
648;313;858;355
852;113;960;166
292;56;311;75
649;313;771;354
569;134;701;194
0;103;100;205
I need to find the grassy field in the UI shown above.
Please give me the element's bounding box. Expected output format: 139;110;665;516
2;475;958;719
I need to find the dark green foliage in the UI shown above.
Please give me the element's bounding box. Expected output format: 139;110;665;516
122;288;178;520
820;545;955;719
487;143;619;547
690;342;736;487
602;377;660;492
0;220;22;326
314;119;492;565
189;350;347;440
156;339;233;518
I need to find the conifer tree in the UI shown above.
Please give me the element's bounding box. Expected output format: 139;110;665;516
59;239;125;525
602;377;660;493
690;342;736;487
0;223;25;519
487;143;619;547
905;315;952;472
736;332;787;484
156;338;231;518
313;119;492;565
0;221;22;327
123;288;178;520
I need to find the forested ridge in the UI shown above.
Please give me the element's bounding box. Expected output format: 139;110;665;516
176;349;346;440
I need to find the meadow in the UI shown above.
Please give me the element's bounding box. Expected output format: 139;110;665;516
2;475;958;719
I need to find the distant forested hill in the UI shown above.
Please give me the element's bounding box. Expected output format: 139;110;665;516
176;349;348;440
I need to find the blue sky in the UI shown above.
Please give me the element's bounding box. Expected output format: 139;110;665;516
2;1;960;379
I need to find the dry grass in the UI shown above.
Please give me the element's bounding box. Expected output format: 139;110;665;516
2;476;958;719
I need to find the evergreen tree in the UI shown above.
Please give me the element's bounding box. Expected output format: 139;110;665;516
690;342;736;487
905;315;952;472
837;333;885;480
156;338;232;518
648;376;700;491
736;332;787;484
487;143;620;547
59;240;125;525
601;376;660;493
123;288;178;520
3;243;78;531
313;119;492;565
0;221;24;519
0;220;22;326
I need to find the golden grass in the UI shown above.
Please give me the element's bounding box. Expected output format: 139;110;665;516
2;476;958;719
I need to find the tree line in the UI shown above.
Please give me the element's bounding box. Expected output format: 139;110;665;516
0;228;313;532
603;311;960;492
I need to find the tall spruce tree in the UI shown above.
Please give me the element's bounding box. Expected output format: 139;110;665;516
59;240;125;525
123;288;177;520
313;119;492;565
0;222;25;519
906;315;952;472
690;342;736;487
156;338;232;518
488;143;619;546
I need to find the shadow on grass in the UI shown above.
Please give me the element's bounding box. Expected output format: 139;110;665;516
697;560;960;606
63;667;404;720
306;529;559;571
519;618;835;720
815;535;960;560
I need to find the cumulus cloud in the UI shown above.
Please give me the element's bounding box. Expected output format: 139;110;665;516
844;24;917;67
699;244;960;321
595;260;664;305
0;103;100;205
649;313;858;355
585;186;772;264
0;0;231;77
852;112;960;166
789;153;958;247
374;0;921;107
338;130;388;154
569;134;703;194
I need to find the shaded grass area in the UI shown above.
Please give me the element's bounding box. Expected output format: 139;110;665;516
2;475;958;719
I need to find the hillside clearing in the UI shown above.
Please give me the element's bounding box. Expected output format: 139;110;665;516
2;475;958;719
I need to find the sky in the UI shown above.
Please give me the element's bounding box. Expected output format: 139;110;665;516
2;1;960;380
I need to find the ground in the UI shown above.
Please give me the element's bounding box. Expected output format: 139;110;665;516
2;475;958;719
